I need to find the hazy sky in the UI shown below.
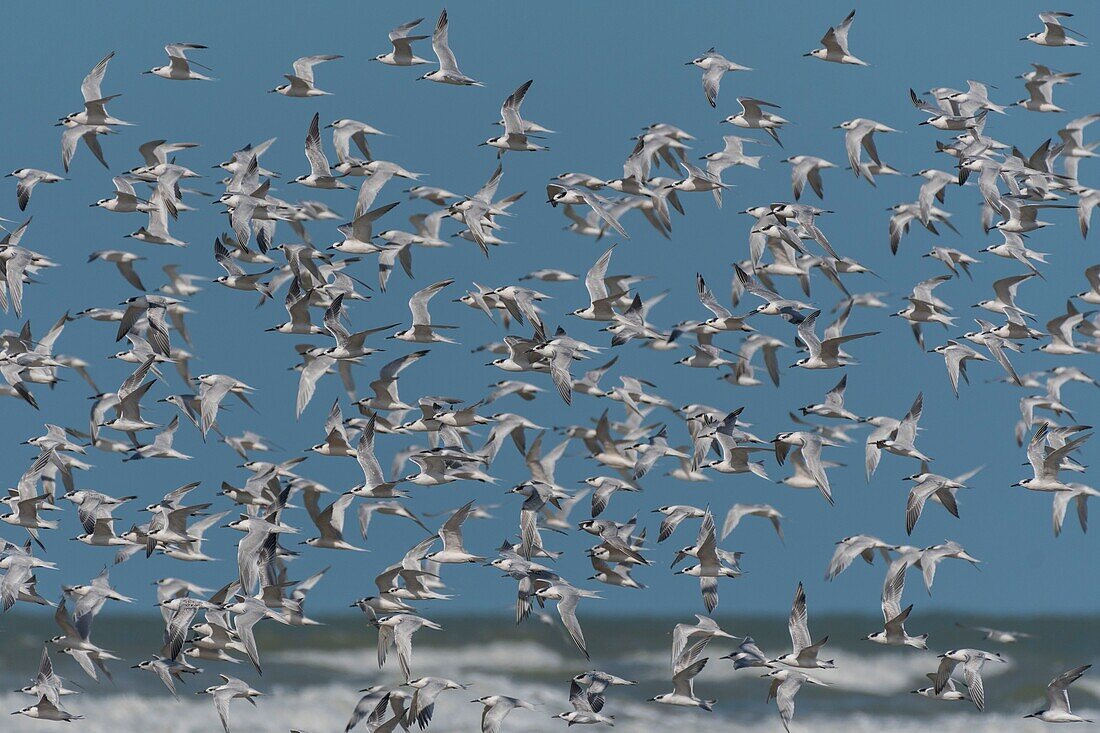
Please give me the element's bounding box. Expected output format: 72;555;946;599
2;1;1099;618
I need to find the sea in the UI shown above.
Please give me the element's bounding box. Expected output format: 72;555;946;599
1;612;1097;731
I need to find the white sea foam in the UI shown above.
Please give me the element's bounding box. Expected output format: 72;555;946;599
269;639;574;678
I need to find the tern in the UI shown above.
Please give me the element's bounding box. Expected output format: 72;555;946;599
764;668;828;732
7;169;64;211
1024;665;1092;723
419;9;482;86
199;674;264;733
934;649;1006;711
144;43;213;81
793;310;879;369
373;17;431;66
648;657;715;710
722;97;789;147
685;48;751;107
391;279;458;343
1014;423;1091;492
805;10;867;65
862;561;928;648
269;55;342;96
482;80;547;153
772;582;834;668
1021;11;1088;47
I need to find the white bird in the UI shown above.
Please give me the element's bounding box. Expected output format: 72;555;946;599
670;615;736;673
534;582;600;659
373;613;442;681
200;674;263;733
373;17;431;66
793;310;879;369
721;504;784;541
784;155;836;200
862;561;928;648
648;657;715;710
547;184;628;238
805;10;868;65
406;678;465;730
653;504;706;543
1014;422;1091;492
391;279;457;343
302;491;361;551
674;510;739;612
1021;11;1088;47
471;695;536;733
722;98;789;147
836;118;897;184
552;679;615;726
144;43;213;81
685;48;751;107
874;392;932;464
291;113;350;189
482;80;547;153
569;246;622;321
933;648;1006;711
426;500;484;563
955;622;1033;644
930;340;988;398
911;673;969;702
772;431;836;504
7;169;64;211
772;582;834;669
764;668;829;733
270;55;342;96
11;694;83;722
1024;665;1092;723
799;374;859;420
419;9;482;86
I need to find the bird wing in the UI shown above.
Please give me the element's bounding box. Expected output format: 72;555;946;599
894;392;923;446
432;9;459;73
933;655;959;694
304;114;331;178
796;310;822;355
962;658;986;711
556;588;589;658
356;418;386;488
776;674;803;733
880;560;906;621
82;51;115;102
702;66;724;108
696;274;732;318
1046;665;1089;714
501;80;532;136
788;583;811;652
292;55;340;85
409;279;452;325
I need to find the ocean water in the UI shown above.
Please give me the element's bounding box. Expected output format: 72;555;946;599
1;613;1097;731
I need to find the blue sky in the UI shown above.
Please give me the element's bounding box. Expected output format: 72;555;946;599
2;1;1099;617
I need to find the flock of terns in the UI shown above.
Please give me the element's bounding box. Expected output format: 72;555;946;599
2;6;1100;732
